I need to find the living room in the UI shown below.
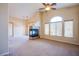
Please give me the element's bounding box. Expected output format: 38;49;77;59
0;3;79;56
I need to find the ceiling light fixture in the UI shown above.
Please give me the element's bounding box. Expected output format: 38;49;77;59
45;6;51;11
39;3;56;11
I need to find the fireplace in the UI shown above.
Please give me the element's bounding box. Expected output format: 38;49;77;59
29;29;39;37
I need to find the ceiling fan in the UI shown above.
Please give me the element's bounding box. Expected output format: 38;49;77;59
39;3;56;11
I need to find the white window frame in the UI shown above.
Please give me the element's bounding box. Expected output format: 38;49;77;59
49;21;63;36
64;20;74;38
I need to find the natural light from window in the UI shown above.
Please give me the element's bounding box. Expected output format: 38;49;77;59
50;16;63;22
45;16;73;38
50;16;63;36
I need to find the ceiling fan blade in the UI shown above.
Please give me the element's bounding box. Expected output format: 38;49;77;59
39;8;44;10
47;3;50;5
51;8;56;10
51;3;56;6
42;3;46;6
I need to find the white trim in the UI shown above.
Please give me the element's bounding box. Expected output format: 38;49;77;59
0;52;9;56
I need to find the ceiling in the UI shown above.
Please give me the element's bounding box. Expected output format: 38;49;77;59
8;3;78;19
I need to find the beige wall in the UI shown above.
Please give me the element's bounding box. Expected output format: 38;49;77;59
40;5;79;45
0;4;8;55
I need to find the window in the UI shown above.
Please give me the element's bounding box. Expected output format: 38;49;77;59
56;22;62;36
50;16;63;36
50;22;62;36
50;16;63;22
44;16;74;38
45;24;49;35
50;23;56;35
64;21;73;37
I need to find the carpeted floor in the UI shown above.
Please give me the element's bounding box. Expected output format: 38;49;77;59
8;37;79;56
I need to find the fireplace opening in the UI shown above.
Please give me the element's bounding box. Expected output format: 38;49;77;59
29;29;39;37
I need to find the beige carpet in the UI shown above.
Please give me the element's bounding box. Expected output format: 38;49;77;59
9;38;79;56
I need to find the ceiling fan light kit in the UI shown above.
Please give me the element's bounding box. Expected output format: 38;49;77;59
39;3;56;11
45;6;51;11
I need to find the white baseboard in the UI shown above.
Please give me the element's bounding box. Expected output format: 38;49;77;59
0;52;9;56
